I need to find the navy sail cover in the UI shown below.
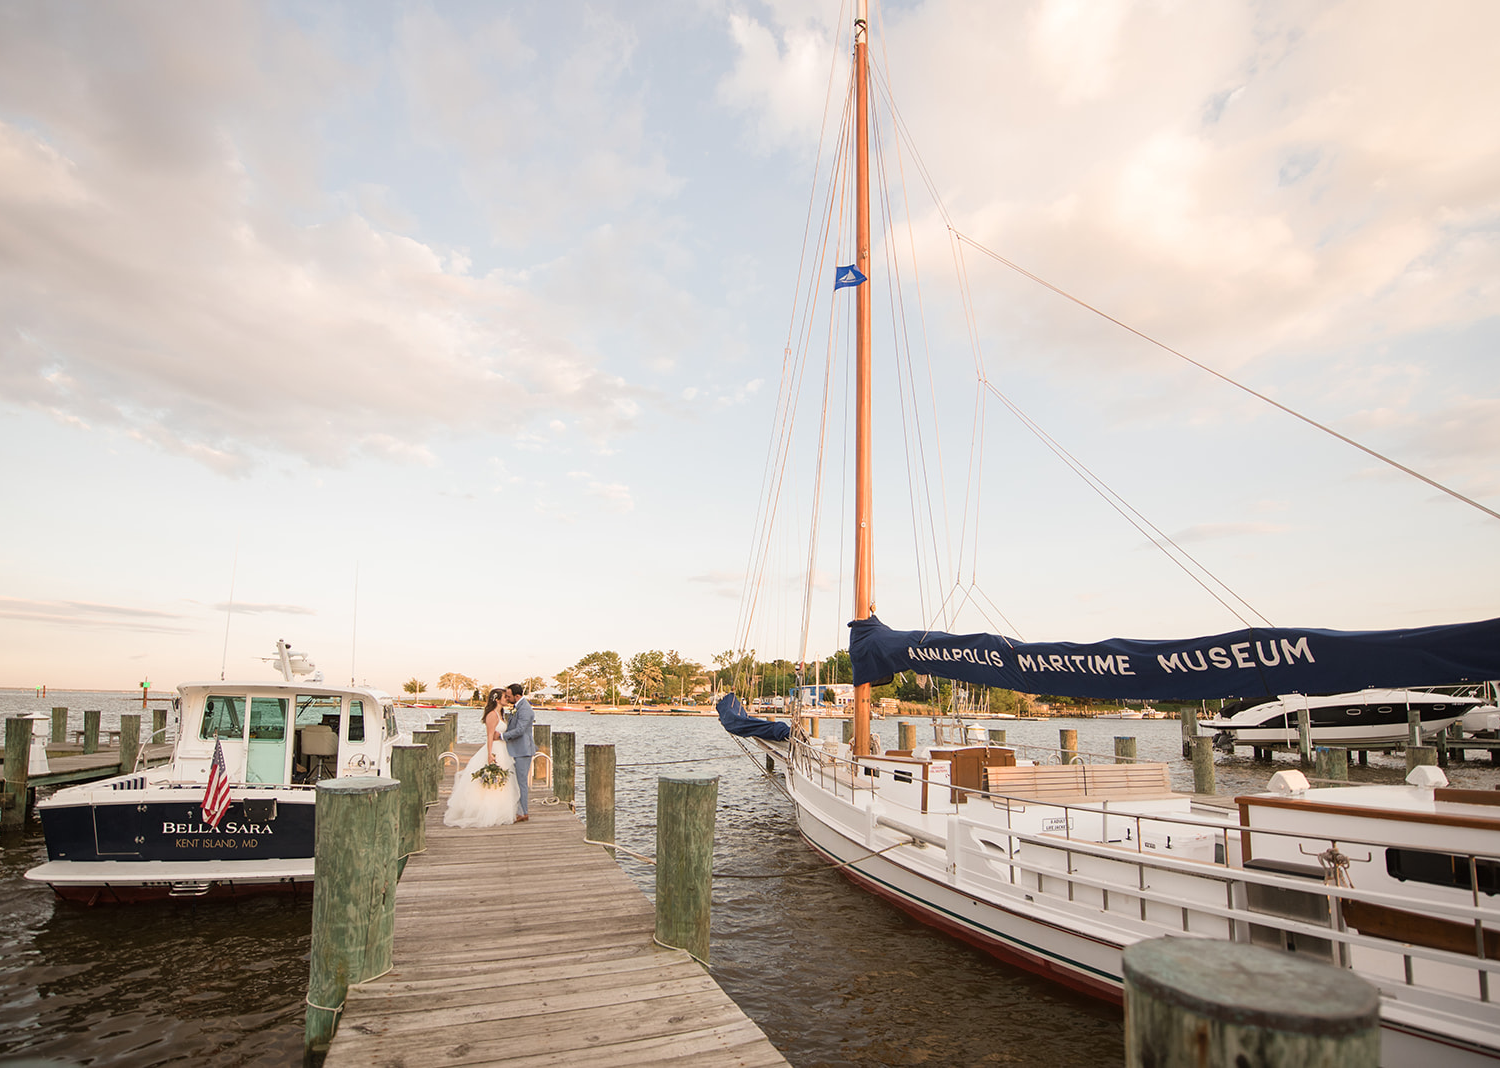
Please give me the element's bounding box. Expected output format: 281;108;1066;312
717;693;792;741
849;614;1500;700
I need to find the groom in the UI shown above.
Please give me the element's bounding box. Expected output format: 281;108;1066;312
500;683;537;822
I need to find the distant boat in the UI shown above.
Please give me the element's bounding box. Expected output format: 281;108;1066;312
1201;689;1485;747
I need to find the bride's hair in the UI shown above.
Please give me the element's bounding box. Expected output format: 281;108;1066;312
483;689;503;717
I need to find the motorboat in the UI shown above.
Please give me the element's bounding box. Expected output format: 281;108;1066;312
25;641;406;903
1201;689;1487;748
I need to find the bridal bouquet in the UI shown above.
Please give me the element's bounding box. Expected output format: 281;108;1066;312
472;762;510;789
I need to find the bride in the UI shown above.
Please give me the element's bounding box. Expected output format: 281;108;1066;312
444;688;520;828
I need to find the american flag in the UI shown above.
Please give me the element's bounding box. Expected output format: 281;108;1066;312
202;738;231;828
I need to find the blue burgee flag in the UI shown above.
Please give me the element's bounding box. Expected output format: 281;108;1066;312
834;264;867;290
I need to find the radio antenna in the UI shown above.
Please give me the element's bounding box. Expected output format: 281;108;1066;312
350;561;360;685
220;541;239;680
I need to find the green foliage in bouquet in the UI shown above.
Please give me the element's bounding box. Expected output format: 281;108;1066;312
472;762;510;788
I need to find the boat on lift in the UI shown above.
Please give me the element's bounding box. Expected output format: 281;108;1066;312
1201;688;1488;748
26;641;405;903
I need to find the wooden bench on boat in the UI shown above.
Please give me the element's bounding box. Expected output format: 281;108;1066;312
982;762;1180;804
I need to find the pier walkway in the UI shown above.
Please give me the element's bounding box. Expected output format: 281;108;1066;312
322;746;789;1068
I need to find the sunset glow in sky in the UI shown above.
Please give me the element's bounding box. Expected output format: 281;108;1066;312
2;1;1497;693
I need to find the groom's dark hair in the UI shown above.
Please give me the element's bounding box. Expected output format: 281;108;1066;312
506;683;524;698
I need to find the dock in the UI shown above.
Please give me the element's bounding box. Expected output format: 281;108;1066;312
322;746;789;1068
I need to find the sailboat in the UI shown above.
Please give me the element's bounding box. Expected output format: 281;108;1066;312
722;4;1500;1064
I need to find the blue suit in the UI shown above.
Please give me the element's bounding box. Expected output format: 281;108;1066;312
502;698;537;814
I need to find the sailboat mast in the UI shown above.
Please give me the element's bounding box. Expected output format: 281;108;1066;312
852;0;874;757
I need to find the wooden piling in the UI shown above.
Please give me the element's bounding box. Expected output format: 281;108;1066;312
152;707;167;744
898;722;916;750
655;773;719;965
989;728;1007;746
1181;705;1198;758
1297;708;1312;767
808;717;820;738
3;717;30;827
50;707;67;745
532;722;552;787
553;731;576;805
1123;937;1379;1068
389;744;427;878
305;776;401;1065
1406;745;1437;773
1115;736;1138;764
118;714;140;775
1408;706;1421;748
585;744;616;857
1192;736;1216;795
843;718;855;744
83;709;101;755
411;729;439;809
1060;728;1079;765
1315;746;1348;783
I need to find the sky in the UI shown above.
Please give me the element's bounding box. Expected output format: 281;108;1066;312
1;0;1497;694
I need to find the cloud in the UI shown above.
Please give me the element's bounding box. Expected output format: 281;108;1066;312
1164;522;1292;546
0;597;193;633
208;602;317;616
0;4;664;476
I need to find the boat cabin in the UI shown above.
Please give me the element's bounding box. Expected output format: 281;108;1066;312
175;681;399;785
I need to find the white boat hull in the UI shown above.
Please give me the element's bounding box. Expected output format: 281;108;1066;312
787;746;1500;1067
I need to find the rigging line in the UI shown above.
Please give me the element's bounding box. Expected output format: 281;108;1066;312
804;85;860;663
736;23;854;655
954;230;1500;526
981;378;1272;628
870;59;956;613
740;88;855;654
973;584;1028;643
953;235;991;587
870;89;948;627
797;92;858;669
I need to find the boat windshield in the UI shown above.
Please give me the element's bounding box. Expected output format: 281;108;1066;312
200;695;245;739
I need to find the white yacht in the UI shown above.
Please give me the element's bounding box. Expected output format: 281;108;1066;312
1201;689;1486;748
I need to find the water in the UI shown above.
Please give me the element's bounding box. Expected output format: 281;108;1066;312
3;692;1496;1066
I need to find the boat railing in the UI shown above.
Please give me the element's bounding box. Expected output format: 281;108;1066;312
965;818;1500;1005
792;738;1498;1004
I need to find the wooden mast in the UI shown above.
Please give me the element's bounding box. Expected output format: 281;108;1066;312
852;0;874;758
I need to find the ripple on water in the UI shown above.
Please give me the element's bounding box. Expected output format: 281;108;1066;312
3;700;1494;1066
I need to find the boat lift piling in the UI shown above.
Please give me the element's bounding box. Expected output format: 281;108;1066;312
50;707;67;745
1180;705;1198;758
1191;736;1216;795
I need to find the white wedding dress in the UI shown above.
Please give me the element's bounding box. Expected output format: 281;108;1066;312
444;742;520;828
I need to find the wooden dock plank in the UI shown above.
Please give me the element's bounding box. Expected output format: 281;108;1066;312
322;745;788;1068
